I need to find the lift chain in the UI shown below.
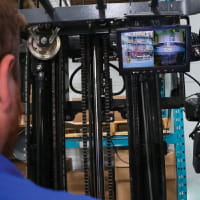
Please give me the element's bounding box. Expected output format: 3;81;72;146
52;50;58;188
80;35;90;194
103;34;115;200
54;48;67;190
25;50;32;179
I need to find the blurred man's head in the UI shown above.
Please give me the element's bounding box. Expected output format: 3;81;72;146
0;0;26;156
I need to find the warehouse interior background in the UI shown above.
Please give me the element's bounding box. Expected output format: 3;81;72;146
67;13;200;200
184;13;200;200
11;1;200;200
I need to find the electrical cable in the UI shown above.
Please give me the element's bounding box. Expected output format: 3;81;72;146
109;63;125;96
69;65;82;94
115;150;129;165
111;140;129;165
69;63;125;95
185;93;200;99
184;72;200;88
189;121;200;139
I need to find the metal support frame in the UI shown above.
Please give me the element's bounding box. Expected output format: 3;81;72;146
163;108;187;200
96;0;106;18
91;37;105;199
79;35;107;199
161;73;187;200
65;76;187;200
27;52;66;190
20;1;182;25
20;1;200;25
31;60;54;187
96;0;106;10
39;0;55;17
23;1;191;199
53;49;66;190
182;0;200;16
174;108;187;200
65;112;187;200
125;73;166;200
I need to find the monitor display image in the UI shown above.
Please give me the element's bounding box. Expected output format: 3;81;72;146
118;26;190;72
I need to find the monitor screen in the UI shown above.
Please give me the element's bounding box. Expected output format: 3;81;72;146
118;26;191;72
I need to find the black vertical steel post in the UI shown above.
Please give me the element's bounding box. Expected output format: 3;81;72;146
125;73;166;200
154;74;166;200
140;75;154;200
18;0;24;9
63;37;70;191
33;62;45;185
32;62;45;185
55;50;67;190
139;73;166;200
151;0;158;9
150;0;159;14
50;50;66;190
96;0;106;10
125;73;142;200
87;38;97;197
179;73;185;100
96;0;106;18
59;0;62;7
92;36;105;200
37;72;43;184
30;59;55;188
25;51;32;179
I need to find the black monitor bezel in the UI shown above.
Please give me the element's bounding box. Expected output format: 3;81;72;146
117;25;191;73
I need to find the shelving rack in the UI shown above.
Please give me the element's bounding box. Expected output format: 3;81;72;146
163;108;187;200
65;107;187;200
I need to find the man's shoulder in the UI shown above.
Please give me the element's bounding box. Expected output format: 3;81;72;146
0;155;96;200
0;171;96;200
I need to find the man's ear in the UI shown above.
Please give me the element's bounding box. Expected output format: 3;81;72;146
0;54;15;113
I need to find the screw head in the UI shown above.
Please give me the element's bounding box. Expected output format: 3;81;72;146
40;37;48;45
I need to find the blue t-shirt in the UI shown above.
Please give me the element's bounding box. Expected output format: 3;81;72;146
0;154;96;200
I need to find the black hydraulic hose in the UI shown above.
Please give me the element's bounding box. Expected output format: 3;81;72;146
69;66;82;94
109;63;125;96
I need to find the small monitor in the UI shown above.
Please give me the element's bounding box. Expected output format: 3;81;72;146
117;25;191;73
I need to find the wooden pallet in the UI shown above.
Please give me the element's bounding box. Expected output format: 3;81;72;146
65;117;171;137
